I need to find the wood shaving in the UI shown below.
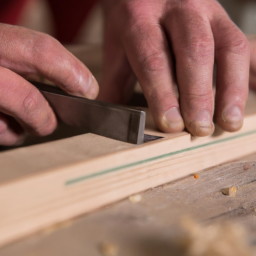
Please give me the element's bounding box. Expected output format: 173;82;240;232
221;186;237;197
176;217;254;256
41;220;73;235
99;241;118;256
129;194;142;203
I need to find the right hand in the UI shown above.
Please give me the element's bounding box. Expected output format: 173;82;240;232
0;24;99;146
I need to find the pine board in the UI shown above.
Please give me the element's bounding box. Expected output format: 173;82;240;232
0;92;256;247
1;155;256;256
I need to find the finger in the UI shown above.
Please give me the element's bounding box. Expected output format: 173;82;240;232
0;67;57;136
166;6;215;136
121;15;184;132
98;24;136;103
0;24;99;99
212;13;250;131
0;113;25;146
248;37;256;90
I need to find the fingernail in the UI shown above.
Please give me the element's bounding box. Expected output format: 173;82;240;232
86;75;99;100
0;119;7;134
163;107;184;131
222;106;242;124
189;110;214;136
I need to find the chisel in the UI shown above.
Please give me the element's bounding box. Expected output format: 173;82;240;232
31;81;146;144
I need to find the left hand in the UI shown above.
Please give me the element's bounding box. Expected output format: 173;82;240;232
249;37;256;90
99;0;250;136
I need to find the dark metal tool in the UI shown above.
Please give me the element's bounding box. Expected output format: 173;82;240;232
31;81;146;144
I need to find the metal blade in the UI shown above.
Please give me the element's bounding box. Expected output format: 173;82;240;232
31;81;146;144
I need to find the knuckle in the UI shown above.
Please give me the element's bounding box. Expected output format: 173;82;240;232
181;90;213;104
190;37;214;55
22;90;39;116
139;51;167;72
216;30;250;56
21;90;48;132
231;37;250;55
183;37;214;62
146;88;176;106
26;33;60;65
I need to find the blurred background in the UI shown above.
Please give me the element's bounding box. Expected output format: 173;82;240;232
1;0;256;46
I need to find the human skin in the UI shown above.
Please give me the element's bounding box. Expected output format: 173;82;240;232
0;24;99;146
249;37;256;90
99;0;250;137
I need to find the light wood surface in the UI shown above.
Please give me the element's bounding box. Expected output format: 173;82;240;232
1;91;256;247
1;153;256;255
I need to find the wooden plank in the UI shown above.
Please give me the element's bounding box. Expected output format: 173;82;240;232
1;91;256;247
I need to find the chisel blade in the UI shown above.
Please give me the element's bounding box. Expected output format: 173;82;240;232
31;81;146;144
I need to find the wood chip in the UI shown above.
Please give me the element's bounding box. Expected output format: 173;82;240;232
129;194;142;203
41;220;73;235
99;242;118;256
178;217;254;256
194;174;199;179
221;186;237;197
243;164;251;170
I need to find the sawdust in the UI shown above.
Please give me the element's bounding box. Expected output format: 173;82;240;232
99;241;119;256
243;163;252;170
129;194;142;203
175;217;254;256
41;220;73;235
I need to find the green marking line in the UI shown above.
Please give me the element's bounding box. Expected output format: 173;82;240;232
65;129;256;186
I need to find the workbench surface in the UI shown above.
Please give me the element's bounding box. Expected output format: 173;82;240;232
1;153;256;256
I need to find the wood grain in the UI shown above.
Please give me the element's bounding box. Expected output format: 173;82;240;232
1;155;256;256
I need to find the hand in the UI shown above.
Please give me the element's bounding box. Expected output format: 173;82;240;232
0;24;99;146
99;0;250;136
249;37;256;89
